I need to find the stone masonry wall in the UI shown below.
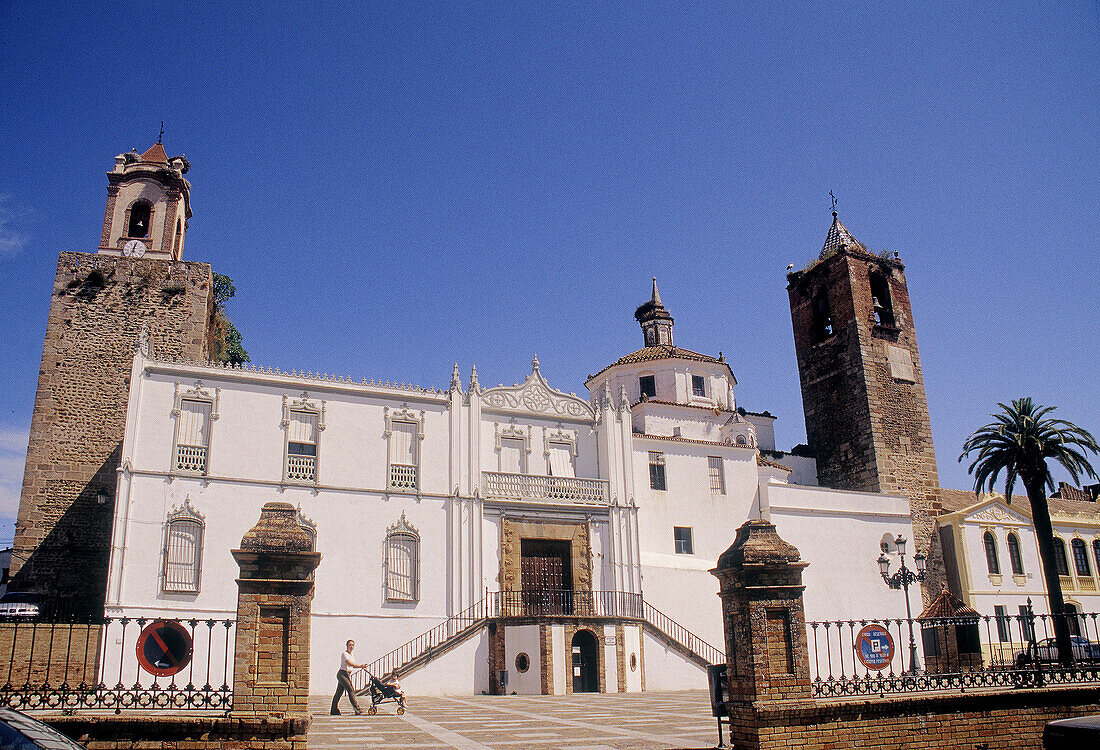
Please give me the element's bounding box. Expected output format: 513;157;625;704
788;248;944;600
13;251;213;616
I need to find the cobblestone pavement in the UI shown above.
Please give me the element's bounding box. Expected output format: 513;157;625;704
309;690;719;750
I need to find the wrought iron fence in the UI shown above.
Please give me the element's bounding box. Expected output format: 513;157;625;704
0;616;234;713
808;607;1100;697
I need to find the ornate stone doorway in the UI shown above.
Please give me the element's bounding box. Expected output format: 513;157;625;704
520;539;573;615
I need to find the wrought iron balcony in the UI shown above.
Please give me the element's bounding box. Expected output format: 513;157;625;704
174;444;207;474
286;454;316;482
482;472;609;505
389;463;418;491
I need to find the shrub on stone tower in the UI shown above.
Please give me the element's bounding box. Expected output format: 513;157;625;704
210;272;250;365
960;398;1099;666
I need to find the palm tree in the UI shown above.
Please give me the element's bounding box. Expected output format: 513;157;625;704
960;398;1098;665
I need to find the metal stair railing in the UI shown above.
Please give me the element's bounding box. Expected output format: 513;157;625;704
352;595;500;689
641;600;725;666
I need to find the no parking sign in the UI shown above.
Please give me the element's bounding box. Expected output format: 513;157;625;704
136;620;193;677
854;624;894;671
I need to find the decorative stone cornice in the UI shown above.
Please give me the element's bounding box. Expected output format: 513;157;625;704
481;360;594;420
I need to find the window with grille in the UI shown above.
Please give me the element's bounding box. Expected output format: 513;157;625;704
639;375;656;399
674;526;693;555
691;375;706;397
707;456;725;494
1072;539;1092;577
388;421;419;490
385;519;419;602
649;452;666;491
1007;533;1024;575
174;399;211;474
1053;538;1070;576
547;441;575;478
983;532;1000;575
163;515;203;593
286;409;318;482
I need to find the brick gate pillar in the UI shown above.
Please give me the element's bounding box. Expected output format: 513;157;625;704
711;519;812;748
231;502;321;720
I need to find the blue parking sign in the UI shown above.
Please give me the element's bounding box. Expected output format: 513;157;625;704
855;624;894;670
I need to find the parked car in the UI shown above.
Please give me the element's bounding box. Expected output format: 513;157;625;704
1044;714;1100;748
0;707;87;749
1015;636;1100;667
0;592;42;619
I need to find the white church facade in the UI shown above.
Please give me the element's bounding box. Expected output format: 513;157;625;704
102;278;916;696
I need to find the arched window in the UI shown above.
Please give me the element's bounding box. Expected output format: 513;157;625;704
1072;539;1092;577
869;270;895;327
163;499;204;593
128;201;151;238
1093;540;1100;576
1053;538;1070;576
384;514;419;603
983;531;1000;575
1007;533;1024;575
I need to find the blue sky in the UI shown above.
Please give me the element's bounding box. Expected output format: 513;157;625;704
1;2;1097;546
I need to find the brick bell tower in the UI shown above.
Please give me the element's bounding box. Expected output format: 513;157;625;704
786;211;943;595
11;141;214;617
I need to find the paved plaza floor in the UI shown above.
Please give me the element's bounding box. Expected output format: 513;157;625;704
310;690;720;750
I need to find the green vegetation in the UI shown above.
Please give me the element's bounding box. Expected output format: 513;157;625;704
960;398;1099;665
210;272;250;366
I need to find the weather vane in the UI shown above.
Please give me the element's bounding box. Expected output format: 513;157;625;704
830;190;837;215
157;121;164;144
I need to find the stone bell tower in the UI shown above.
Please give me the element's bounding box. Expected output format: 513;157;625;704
786;212;942;590
11;141;213;617
98;140;192;260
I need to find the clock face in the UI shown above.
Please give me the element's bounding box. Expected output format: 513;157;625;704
123;239;146;258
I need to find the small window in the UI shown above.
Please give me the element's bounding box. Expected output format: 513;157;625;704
1007;533;1024;575
869;270;895;327
547;441;575;478
174;398;211;474
691;375;706;398
128;201;151;238
385;515;420;602
1072;539;1091;577
286;409;318;482
172;218;183;257
515;653;530;673
500;437;526;474
649;452;666;491
811;290;834;342
984;531;1000;575
673;526;693;555
1053;538;1070;576
388;420;419;490
639;375;656;399
1019;605;1035;642
994;605;1011;642
707;456;725;494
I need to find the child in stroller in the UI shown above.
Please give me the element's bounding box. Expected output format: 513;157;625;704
357;670;408;715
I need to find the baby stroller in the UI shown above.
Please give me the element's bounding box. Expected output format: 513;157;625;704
356;673;406;715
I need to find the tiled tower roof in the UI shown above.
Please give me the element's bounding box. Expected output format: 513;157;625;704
139;142;169;164
820;212;866;258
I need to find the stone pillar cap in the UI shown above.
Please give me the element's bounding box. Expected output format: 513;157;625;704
713;519;803;571
239;501;314;553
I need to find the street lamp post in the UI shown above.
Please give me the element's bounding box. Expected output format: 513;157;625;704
877;534;926;674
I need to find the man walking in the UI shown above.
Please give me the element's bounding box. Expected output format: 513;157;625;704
331;639;366;715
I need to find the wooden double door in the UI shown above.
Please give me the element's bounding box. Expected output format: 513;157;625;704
519;539;573;615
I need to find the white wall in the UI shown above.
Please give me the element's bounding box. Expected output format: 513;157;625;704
641;630;709;691
503;624;542;695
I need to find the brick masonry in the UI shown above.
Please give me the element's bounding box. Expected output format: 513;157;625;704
788;243;945;600
715;519;1100;749
13;251;213;616
42;714;308;750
